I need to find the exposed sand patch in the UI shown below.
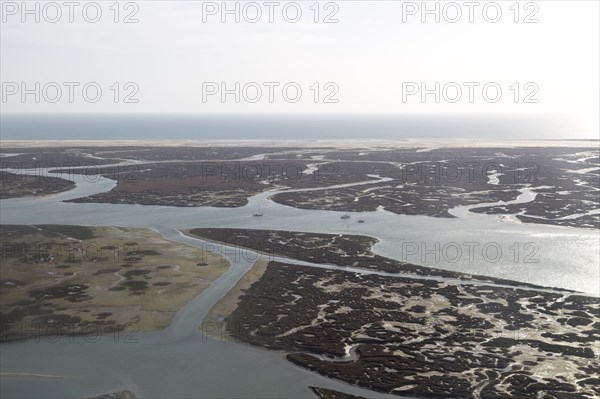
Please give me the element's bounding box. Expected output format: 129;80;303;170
201;259;269;339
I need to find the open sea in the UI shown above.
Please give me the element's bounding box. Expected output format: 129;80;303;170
0;113;575;141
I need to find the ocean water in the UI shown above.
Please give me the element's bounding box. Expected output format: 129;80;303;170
0;113;570;141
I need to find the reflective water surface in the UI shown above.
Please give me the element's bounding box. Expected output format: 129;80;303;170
1;168;598;398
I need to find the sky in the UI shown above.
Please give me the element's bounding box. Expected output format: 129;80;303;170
1;0;599;138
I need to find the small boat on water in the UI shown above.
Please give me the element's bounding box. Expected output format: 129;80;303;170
253;204;264;217
357;219;365;223
340;213;350;219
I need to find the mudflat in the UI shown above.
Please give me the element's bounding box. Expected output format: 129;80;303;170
0;225;228;342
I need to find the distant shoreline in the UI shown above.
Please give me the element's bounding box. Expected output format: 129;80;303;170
1;138;598;149
0;373;64;379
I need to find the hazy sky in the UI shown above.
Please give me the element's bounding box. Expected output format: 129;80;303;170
1;1;598;137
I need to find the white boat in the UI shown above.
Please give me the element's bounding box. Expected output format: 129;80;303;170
340;213;350;219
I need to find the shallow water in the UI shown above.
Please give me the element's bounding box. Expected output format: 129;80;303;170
1;167;598;398
1;170;598;295
0;228;404;399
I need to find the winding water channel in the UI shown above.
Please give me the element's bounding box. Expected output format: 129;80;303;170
1;163;598;398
